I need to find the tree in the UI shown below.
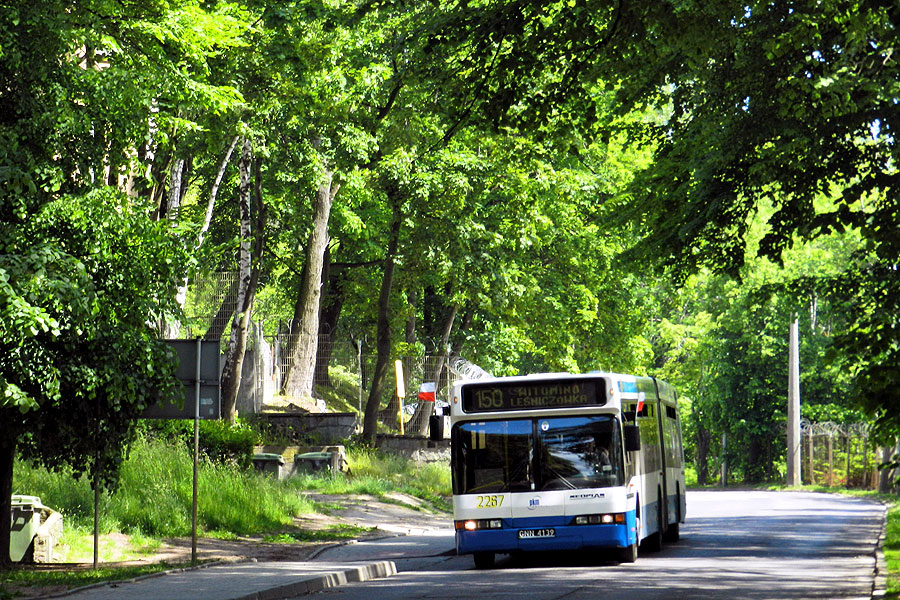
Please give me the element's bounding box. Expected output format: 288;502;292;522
220;139;267;422
0;0;241;563
1;192;186;564
418;0;900;434
594;0;900;433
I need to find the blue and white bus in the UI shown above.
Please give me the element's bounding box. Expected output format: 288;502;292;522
450;372;685;568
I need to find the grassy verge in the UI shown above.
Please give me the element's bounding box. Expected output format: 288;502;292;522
886;502;900;598
293;445;451;512
11;436;320;539
3;435;451;596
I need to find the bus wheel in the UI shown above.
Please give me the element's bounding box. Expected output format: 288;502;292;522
617;540;638;563
664;522;680;542
473;551;495;569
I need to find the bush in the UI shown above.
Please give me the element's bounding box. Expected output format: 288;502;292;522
14;437;316;537
139;419;258;469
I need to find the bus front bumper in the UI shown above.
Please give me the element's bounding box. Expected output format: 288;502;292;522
455;514;636;555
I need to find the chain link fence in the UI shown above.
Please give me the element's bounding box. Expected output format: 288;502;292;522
800;419;880;488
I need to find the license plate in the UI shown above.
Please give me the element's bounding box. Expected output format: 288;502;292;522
518;528;556;539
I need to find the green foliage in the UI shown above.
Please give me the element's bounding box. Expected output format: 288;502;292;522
140;419;258;469
2;0;896;516
12;437;450;542
291;445;451;511
887;503;900;596
3;190;188;491
802;404;867;425
13;438;316;537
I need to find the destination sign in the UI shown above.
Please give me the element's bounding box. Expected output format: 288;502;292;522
461;378;605;413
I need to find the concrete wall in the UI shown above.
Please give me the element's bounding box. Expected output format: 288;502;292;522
257;412;358;444
376;434;450;465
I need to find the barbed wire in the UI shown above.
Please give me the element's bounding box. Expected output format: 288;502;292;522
799;419;872;438
449;356;492;381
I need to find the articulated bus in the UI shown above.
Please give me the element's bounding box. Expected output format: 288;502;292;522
450;372;685;568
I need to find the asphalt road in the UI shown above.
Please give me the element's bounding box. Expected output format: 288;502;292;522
305;490;885;600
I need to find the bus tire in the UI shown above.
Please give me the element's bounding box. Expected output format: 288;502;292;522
473;551;495;569
664;522;680;542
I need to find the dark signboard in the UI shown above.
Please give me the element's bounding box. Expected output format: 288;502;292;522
461;378;605;413
142;340;221;420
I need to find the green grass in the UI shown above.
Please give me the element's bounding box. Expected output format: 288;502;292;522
262;524;375;543
886;502;900;598
289;445;452;512
12;437;319;539
11;439;451;543
4;436;451;596
51;524;161;564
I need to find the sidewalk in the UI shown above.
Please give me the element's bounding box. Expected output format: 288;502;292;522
42;527;456;600
43;558;398;600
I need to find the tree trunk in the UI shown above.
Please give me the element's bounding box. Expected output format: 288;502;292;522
694;417;711;486
220;140;265;422
362;194;403;443
164;156;188;338
314;249;346;389
199;136;239;248
282;172;339;399
0;426;15;566
450;310;474;358
167;157;186;220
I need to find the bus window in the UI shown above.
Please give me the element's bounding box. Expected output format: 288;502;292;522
536;416;623;490
453;420;533;494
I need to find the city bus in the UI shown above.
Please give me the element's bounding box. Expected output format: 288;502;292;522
450;372;685;568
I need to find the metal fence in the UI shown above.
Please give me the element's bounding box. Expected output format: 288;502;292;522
800;420;880;488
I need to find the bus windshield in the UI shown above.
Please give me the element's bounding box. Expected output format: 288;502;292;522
452;415;623;495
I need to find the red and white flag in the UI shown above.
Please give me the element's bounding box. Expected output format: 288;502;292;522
417;382;436;402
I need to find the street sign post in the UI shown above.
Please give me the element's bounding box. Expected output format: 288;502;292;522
139;339;222;564
141;339;221;419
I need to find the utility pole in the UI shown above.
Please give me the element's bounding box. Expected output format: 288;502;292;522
787;315;802;486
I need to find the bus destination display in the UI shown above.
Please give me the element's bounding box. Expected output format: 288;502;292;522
461;379;604;413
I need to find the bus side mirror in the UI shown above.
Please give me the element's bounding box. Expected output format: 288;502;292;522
624;425;641;452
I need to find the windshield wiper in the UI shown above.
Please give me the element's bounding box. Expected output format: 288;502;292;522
543;466;577;490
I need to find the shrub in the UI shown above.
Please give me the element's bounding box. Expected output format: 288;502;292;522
139;419;258;469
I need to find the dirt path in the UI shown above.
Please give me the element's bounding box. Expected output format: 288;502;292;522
150;492;452;564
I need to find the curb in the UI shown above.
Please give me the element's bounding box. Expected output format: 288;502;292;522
873;501;888;599
231;561;397;600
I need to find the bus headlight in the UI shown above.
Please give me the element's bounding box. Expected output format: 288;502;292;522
571;513;625;526
455;519;504;531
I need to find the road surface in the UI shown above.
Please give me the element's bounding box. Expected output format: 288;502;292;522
305;490;885;600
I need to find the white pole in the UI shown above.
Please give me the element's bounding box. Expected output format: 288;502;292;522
787;316;802;486
192;337;201;563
